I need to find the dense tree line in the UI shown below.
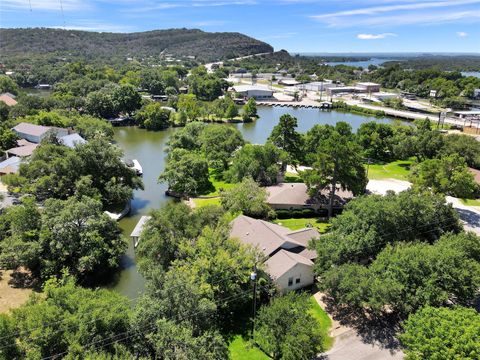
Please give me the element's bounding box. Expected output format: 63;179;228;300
0;28;273;65
3;137;143;208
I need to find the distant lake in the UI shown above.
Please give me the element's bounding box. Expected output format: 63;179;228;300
324;58;397;68
462;71;480;78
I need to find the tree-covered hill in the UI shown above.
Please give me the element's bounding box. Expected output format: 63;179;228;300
0;27;273;63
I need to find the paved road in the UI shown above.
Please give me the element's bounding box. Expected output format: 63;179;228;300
320;330;404;360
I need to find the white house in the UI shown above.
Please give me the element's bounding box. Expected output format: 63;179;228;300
230;215;319;292
12;123;68;144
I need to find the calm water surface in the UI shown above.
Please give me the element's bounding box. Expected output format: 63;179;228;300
111;107;405;299
324;58;396;68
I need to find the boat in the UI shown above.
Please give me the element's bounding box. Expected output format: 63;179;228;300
132;159;143;176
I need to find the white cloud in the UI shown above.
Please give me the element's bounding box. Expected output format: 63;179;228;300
311;0;480;27
457;31;468;37
357;32;396;39
51;21;136;32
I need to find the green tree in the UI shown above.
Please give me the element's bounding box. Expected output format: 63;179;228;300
321;232;480;317
268;114;303;170
167;121;205;152
220;177;274;219
159;148;212;196
441;133;480;169
0;196;126;283
0;75;20;95
1;278;132;359
0;102;10;122
242;97;258;120
200;125;244;171
177;94;201;121
255;293;324;360
400;306;480;360
301;122;367;218
314;190;461;273
225;143;283;186
357;122;395;161
85;88;117;118
410;154;479;198
134;102;171;130
0;128;18;152
112;84;142;116
225;102;238;120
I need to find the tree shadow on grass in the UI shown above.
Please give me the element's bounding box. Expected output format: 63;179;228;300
8;268;41;291
321;295;403;351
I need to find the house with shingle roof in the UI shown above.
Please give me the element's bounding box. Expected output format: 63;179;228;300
0;93;18;107
230;215;319;291
266;182;353;212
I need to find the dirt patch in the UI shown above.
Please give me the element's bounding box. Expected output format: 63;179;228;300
0;270;33;313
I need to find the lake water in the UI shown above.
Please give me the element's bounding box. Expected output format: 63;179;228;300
110;106;405;300
462;71;480;79
324;58;396;68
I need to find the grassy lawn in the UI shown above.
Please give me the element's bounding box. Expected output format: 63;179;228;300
284;172;303;183
229;335;270;360
367;160;413;181
273;218;331;234
203;169;237;196
308;297;334;350
461;198;480;207
193;197;221;207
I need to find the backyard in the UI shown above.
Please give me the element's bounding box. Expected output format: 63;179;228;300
367;159;413;181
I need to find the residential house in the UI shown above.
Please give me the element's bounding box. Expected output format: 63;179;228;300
59;133;87;148
12;123;69;144
0;156;21;175
230;215;319;291
6;143;39;158
266;182;353;212
0;93;17;107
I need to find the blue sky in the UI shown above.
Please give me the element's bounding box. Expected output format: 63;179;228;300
1;0;479;53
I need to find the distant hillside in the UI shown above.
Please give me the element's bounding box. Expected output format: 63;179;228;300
0;28;273;63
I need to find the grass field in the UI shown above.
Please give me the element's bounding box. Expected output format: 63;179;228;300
461;198;480;207
308;297;334;350
229;335;270;360
203;170;237;196
273;218;331;233
367;160;413;181
192;197;221;207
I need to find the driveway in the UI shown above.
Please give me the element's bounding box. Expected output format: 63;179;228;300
314;293;404;360
446;196;480;235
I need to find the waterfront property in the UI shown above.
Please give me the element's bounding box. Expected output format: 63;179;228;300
266;182;353;212
0;93;17;107
230;84;274;100
130;215;151;248
12;122;68;143
230;215;319;291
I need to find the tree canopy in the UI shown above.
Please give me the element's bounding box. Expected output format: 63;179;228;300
400;306;480;360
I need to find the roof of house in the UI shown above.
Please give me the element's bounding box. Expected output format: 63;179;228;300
266;182;353;206
17;139;35;147
13;122;51;137
357;82;381;87
230;215;319;257
60;133;86;148
265;249;314;279
0;94;18;107
6;143;39;157
469;168;480;184
231;85;273;93
0;156;21;174
130;215;152;238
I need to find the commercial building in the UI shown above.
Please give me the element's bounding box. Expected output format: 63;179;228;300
230;85;274;99
356;82;381;93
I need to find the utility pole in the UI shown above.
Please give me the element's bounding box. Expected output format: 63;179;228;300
250;265;257;341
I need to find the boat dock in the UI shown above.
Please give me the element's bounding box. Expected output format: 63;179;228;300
130;215;151;248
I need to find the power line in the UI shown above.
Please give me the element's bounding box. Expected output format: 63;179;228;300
40;285;267;360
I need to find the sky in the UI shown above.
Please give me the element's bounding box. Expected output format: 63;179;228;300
0;0;479;53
